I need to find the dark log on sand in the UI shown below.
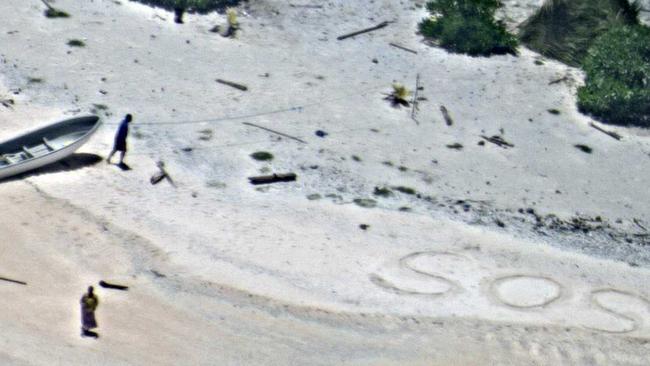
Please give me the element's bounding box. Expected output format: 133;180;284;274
389;43;418;54
99;280;129;291
480;135;514;148
249;173;297;185
150;161;176;187
589;122;622;141
440;105;453;126
216;79;248;91
289;4;323;8
337;21;391;41
0;276;27;285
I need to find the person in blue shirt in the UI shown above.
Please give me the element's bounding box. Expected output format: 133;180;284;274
107;114;132;165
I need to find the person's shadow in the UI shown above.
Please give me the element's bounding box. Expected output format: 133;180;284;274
116;162;131;171
0;153;103;183
81;329;99;339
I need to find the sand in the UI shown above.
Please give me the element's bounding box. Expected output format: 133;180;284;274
1;0;649;365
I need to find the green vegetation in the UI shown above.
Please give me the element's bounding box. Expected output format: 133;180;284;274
129;0;243;13
519;0;640;66
419;0;518;56
67;39;85;47
384;83;411;107
393;186;417;195
250;151;274;161
44;8;70;18
373;186;393;197
577;25;650;127
353;198;377;208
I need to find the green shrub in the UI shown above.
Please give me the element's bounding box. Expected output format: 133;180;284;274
250;151;274;161
519;0;640;66
577;25;650;127
67;39;85;47
44;8;70;18
129;0;243;13
419;0;518;56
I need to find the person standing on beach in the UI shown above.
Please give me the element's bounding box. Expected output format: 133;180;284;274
107;114;132;165
80;286;99;337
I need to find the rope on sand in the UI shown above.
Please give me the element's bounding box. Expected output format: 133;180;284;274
103;82;391;126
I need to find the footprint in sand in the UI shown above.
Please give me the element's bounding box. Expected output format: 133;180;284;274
491;275;562;309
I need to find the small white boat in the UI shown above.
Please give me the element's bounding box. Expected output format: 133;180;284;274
0;115;101;180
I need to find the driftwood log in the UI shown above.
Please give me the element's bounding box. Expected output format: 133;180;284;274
337;21;391;41
216;78;248;91
589;122;622;141
0;276;27;285
480;135;514;148
440;105;453;126
150;161;176;187
99;280;129;291
389;42;418;54
249;173;297;185
289;4;323;8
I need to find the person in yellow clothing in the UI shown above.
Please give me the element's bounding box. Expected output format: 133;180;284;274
80;286;99;338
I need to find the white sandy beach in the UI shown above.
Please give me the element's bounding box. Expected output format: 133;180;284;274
1;0;650;364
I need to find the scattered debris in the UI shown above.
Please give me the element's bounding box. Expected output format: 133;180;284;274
307;193;322;200
440;105;453;126
315;130;328;138
243;122;307;144
389;42;418;54
373;186;393;197
337;21;391;41
198;129;213;141
1;97;14;108
574;144;593;154
446;143;463;150
0;276;26;286
393;186;416;195
249;173;297;185
99;280;128;291
353;198;377;208
549;75;570;85
150;269;166;278
633;218;648;232
411;74;421;124
289;4;323;8
589;122;622;141
216;78;248;91
480;135;514;148
150;161;176;187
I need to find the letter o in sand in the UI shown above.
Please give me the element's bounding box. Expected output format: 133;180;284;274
492;275;562;309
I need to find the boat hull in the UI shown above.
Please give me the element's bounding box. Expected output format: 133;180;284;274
0;116;101;180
